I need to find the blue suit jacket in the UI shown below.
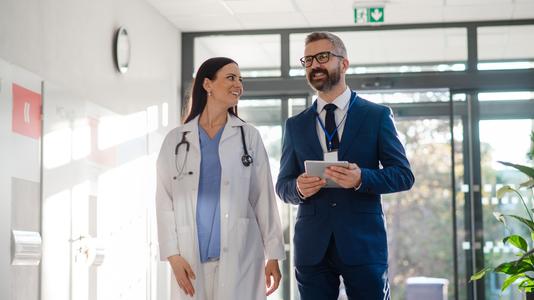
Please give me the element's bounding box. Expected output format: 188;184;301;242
276;94;414;266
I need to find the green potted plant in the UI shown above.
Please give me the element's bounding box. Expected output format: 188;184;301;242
471;131;534;298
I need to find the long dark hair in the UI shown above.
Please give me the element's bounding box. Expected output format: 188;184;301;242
183;57;239;123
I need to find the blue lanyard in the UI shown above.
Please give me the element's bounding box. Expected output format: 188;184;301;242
316;91;357;152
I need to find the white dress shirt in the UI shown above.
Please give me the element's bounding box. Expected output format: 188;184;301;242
315;87;352;153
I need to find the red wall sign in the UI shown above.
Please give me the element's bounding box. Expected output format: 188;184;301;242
12;83;42;139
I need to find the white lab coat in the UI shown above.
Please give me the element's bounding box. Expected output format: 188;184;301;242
155;114;286;300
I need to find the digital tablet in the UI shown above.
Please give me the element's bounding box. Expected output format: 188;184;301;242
304;160;350;188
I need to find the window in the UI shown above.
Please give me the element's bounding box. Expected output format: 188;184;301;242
194;35;281;77
478;91;534;101
478;25;534;71
290;28;467;76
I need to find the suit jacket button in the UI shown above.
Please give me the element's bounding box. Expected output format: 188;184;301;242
331;202;337;207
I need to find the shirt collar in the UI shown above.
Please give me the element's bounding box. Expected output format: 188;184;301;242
316;87;351;113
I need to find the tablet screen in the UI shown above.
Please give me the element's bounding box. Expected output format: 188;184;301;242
304;160;349;188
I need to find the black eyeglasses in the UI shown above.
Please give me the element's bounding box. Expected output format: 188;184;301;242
300;51;344;67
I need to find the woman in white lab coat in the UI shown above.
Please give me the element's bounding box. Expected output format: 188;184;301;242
155;57;285;300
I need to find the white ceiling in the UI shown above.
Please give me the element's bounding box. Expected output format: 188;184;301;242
146;0;534;32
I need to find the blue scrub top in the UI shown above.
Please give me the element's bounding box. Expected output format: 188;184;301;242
196;126;223;263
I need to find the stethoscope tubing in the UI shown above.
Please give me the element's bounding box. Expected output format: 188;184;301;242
173;125;253;180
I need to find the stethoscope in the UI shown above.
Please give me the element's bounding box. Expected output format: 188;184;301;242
173;126;253;180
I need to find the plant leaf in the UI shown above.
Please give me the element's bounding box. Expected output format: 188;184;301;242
511;249;534;274
470;267;492;281
502;273;525;291
498;161;534;179
519;278;534;289
494;212;506;225
497;185;515;199
504;235;529;252
495;260;534;275
521;179;534;189
507;215;534;233
519;279;530;290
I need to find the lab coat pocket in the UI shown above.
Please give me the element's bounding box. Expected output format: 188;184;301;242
172;173;195;203
235;218;264;261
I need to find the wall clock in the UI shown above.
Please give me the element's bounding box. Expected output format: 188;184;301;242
114;27;130;74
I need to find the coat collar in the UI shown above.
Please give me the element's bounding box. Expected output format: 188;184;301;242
220;113;246;142
181;115;199;133
180;113;246;145
181;113;245;132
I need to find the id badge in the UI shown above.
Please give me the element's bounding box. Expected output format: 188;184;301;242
324;151;338;162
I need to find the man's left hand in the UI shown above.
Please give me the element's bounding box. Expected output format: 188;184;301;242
324;163;361;189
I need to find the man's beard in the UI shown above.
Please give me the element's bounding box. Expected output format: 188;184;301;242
306;64;341;92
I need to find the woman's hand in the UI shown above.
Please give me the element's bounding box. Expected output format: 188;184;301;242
265;259;282;296
168;255;196;297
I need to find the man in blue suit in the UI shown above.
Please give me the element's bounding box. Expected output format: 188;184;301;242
276;32;414;300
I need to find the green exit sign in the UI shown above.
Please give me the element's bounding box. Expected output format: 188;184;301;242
354;7;384;24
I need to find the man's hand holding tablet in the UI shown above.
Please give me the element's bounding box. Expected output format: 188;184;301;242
304;160;350;188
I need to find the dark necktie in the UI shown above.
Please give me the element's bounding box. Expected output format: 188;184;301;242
324;103;340;151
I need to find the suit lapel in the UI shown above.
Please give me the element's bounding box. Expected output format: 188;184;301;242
298;101;323;160
338;96;370;159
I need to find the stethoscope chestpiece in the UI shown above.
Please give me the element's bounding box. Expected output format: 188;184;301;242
238;125;253;167
241;154;253;167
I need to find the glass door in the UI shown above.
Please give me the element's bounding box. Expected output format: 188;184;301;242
41;85;160;300
358;90;468;300
479;119;533;300
239;90;470;300
383;116;466;300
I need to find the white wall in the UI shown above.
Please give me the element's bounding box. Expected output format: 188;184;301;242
0;0;181;299
0;0;181;108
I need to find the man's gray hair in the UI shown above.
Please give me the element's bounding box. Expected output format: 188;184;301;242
305;32;347;58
